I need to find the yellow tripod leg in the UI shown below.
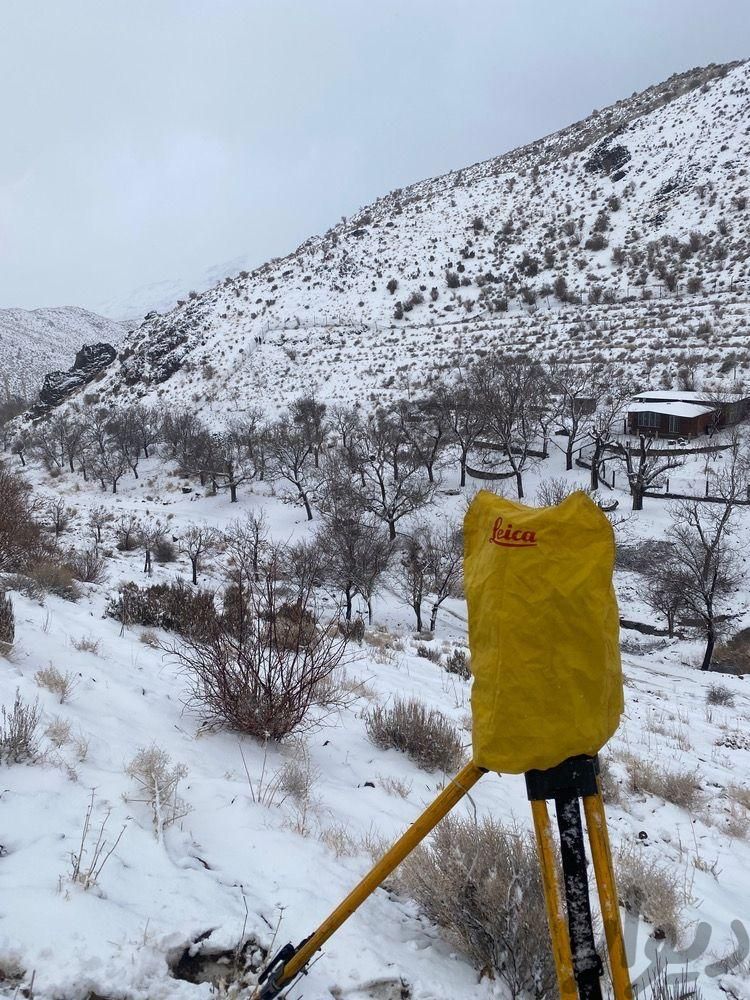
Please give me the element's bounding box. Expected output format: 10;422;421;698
530;799;577;1000
582;788;633;1000
258;761;486;997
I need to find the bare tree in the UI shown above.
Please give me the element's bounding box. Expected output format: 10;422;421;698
92;448;129;494
423;521;463;633
431;377;486;488
398;400;446;484
46;497;73;540
290;394;329;468
267;416;319;520
611;435;683;511
180;525;218;585
88;506;109;546
667;498;740;670
140;518;167;576
587;372;635;491
643;555;689;637
472;358;547;499
0;468;43;572
397;530;429;632
131;404;162;459
549;358;610;471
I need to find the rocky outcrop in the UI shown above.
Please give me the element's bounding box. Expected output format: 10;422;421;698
35;342;117;411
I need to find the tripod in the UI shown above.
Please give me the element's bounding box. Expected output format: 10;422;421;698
256;755;632;1000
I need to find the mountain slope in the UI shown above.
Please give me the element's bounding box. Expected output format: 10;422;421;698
76;60;750;418
0;306;126;399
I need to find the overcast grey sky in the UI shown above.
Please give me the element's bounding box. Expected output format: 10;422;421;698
0;0;748;311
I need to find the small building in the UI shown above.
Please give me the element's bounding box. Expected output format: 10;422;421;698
626;400;716;439
626;389;750;439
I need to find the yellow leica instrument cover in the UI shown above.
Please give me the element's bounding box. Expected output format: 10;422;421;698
464;490;623;773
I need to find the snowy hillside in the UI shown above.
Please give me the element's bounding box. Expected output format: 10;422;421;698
0;307;126;399
75;60;750;420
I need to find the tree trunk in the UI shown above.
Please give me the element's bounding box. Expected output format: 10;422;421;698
345;587;353;622
413;602;422;632
69;455;75;473
191;558;198;585
701;626;716;671
430;603;439;633
367;598;373;625
459;452;467;487
302;492;313;520
515;470;524;499
18;450;25;466
565;442;573;472
388;519;396;541
230;483;238;503
631;485;644;511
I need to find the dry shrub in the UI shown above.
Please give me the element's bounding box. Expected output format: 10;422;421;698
616;843;687;944
378;773;412;798
727;783;750;811
415;642;442;664
174;573;349;742
397;815;556;996
45;715;72;747
126;745;189;839
71;635;100;654
445;647;471;679
0;591;14;647
711;628;750;675
35;666;78;703
28;561;81;601
108;580;218;638
319;821;357;858
706;683;735;707
66;548;108;585
535;477;580;507
139;629;161;648
0;691;41;764
365;697;465;773
598;752;622;805
624;754;703;810
0;468;43;573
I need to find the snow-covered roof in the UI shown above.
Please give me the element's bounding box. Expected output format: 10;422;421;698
632;390;743;404
628;401;715;418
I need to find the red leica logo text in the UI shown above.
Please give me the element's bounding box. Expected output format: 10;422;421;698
489;516;538;548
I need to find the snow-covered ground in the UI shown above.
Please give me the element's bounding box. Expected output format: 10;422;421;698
1;438;749;1000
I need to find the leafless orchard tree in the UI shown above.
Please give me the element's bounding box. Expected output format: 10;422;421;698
611;435;683;511
471;358;547;499
667;498;741;670
423;520;463;632
430;377;486;488
548;358;612;471
289;395;329;468
267;416;320;520
397;399;447;484
587;374;636;491
180;525;219;586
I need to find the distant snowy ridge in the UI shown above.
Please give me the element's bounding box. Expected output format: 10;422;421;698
91;253;256;322
66;60;750;418
0;306;126;399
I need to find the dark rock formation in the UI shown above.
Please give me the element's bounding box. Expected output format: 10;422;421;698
35;342;117;410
